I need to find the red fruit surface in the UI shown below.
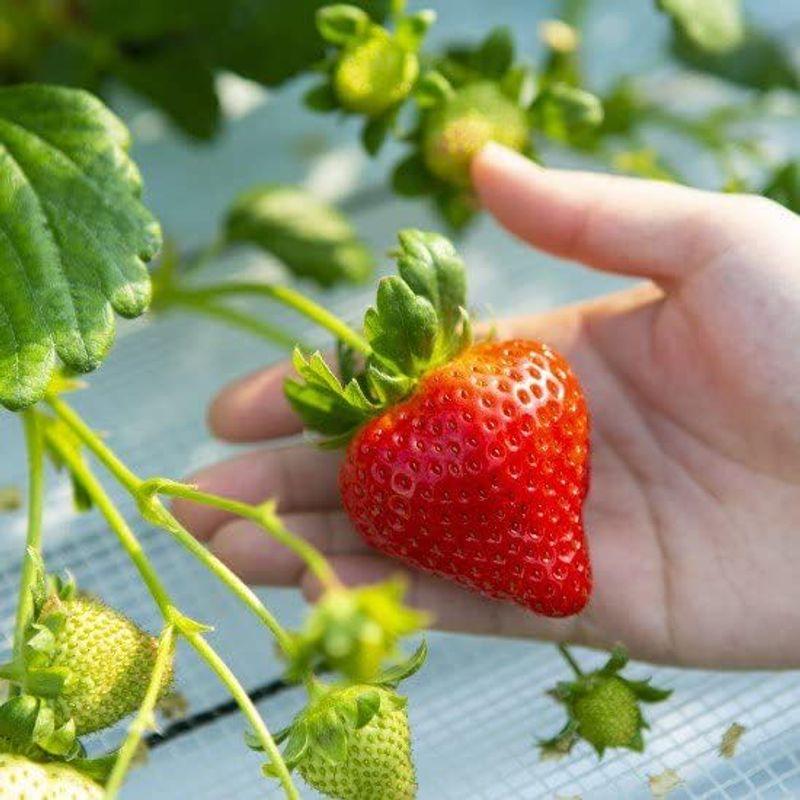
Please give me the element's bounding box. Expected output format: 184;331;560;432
339;340;592;617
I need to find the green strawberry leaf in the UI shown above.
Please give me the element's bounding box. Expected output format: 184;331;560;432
671;25;799;91
70;751;121;784
224;185;374;288
364;276;438;376
474;27;514;80
285;349;377;440
282;723;310;766
0;84;161;411
395;10;437;51
377;639;428;688
762;161;800;214
392;153;439;196
317;5;372;46
656;0;743;53
311;713;349;764
354;690;382;728
625;678;674;703
115;43;221;141
532;82;604;144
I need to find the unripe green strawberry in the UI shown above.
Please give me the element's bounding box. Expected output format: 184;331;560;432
334;29;419;117
42;594;173;735
572;676;640;750
0;753;103;799
422;82;530;187
298;685;414;800
540;646;671;758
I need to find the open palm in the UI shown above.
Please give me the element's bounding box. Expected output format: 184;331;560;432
174;145;800;669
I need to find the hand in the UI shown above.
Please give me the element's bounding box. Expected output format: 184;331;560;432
173;143;800;669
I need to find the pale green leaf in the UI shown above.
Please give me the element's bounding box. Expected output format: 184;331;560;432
657;0;743;53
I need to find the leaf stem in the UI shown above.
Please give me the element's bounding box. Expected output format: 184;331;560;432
44;397;297;654
184;630;299;799
12;411;46;673
141;480;341;592
557;643;584;678
164;293;305;350
105;624;176;799
42;418;298;797
177;282;372;355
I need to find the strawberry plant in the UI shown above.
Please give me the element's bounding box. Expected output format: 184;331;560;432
4;0;797;796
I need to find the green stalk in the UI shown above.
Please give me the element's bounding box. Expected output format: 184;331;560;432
142;479;341;592
557;643;584;678
43;428;173;616
165;293;304;351
105;624;176;799
184;630;299;800
12;412;46;674
176;282;372;355
43;422;298;797
45;396;294;654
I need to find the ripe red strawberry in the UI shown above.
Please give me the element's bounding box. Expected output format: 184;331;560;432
286;230;592;617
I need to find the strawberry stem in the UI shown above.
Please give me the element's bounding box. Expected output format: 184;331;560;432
557;643;584;678
162;291;305;351
11;411;46;685
105;624;177;799
167;282;372;355
44;396;299;651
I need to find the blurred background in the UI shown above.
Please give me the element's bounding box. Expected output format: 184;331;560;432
1;1;799;797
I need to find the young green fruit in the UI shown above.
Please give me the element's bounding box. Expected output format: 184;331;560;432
334;28;419;117
0;753;103;799
422;81;530;187
43;594;174;735
540;646;672;758
299;684;414;800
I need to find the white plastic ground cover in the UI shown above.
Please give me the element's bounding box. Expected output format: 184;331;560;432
1;2;800;797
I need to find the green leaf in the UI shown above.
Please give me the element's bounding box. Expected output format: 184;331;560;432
203;0;389;87
285;349;377;439
762;161;799;214
115;43;221;141
362;114;392;156
672;25;799;91
599;645;629;676
0;85;161;411
80;0;197;40
304;82;340;112
474;27;514;80
377;639;428;687
414;71;454;109
364;276;438;376
282;723;310;766
311;713;349;764
392;152;438;196
394;228;466;350
657;0;743;53
42;416;94;512
70;751;121;784
395;10;437;51
317;5;372;46
224;185;373;287
354;690;382;728
532;83;604;144
625;678;673;703
434;189;479;232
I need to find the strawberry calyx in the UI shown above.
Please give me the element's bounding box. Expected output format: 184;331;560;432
284;579;428;684
285;229;472;447
252;641;426;776
540;645;672;759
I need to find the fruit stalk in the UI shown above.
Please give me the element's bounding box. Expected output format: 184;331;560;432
141;479;342;592
105;624;177;799
11;411;46;675
42;414;299;797
558;643;585;677
45;397;297;652
165;282;372;355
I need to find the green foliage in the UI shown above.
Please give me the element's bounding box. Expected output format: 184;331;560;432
656;0;743;53
224;185;374;288
0;84;161;411
0;0;389;139
762;161;799;214
285;229;472;444
672;25;799;91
